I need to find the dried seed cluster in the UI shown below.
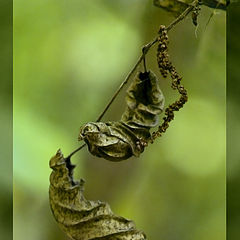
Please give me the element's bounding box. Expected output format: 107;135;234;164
151;25;188;142
156;25;169;78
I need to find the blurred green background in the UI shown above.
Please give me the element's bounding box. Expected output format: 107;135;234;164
0;0;12;239
13;0;226;240
227;4;240;240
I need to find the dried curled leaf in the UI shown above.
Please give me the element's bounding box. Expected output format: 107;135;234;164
49;150;147;240
79;71;164;161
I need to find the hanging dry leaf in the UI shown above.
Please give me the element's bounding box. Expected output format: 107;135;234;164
49;150;147;240
78;71;164;161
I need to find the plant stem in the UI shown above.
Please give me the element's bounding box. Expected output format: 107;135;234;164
67;143;86;159
67;0;198;159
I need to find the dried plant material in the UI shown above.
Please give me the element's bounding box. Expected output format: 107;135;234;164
154;0;202;26
79;71;164;161
49;150;147;240
153;0;193;16
191;3;201;26
156;27;170;78
154;0;228;16
152;25;188;141
66;0;209;160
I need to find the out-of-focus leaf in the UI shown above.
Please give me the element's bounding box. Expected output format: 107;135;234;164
153;0;192;16
153;0;228;16
201;0;228;10
49;150;146;240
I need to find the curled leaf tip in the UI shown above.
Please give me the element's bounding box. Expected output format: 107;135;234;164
56;149;63;158
49;150;64;169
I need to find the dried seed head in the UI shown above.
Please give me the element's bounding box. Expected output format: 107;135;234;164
152;24;188;142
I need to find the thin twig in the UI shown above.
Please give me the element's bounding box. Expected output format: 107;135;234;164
166;0;198;31
67;0;198;158
97;0;197;122
96;55;143;122
67;143;86;159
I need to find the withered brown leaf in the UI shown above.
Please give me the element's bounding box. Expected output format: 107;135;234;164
78;71;164;161
49;150;147;240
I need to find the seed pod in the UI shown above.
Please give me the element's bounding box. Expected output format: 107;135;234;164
49;150;147;240
79;71;164;161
